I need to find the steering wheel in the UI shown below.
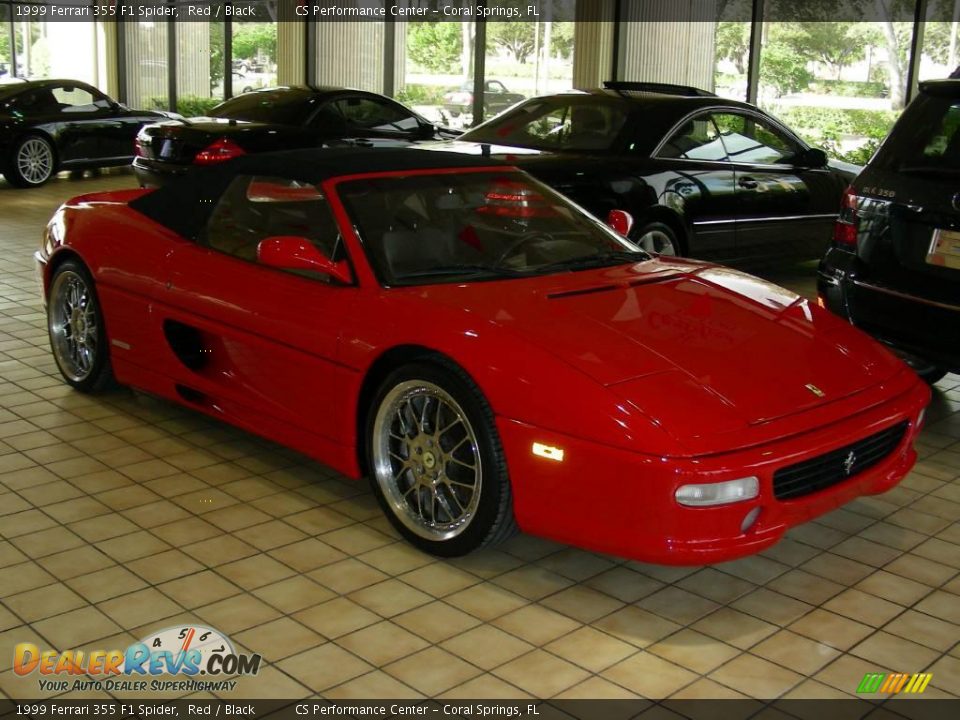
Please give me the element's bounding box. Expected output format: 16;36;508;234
493;231;551;268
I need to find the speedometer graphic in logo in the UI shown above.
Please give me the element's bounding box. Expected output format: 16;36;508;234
141;625;233;670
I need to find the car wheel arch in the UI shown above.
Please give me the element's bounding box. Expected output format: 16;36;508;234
44;248;87;297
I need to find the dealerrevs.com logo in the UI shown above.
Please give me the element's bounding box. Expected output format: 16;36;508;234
13;625;261;693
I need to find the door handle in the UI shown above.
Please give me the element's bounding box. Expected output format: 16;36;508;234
738;177;759;190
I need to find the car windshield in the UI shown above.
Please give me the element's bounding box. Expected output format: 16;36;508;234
337;171;646;286
210;90;314;125
461;97;630;152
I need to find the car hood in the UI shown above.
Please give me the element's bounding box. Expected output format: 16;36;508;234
408;259;904;442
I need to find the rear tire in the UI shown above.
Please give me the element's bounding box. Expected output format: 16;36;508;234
632;221;680;256
9;134;56;187
366;361;517;556
47;260;115;393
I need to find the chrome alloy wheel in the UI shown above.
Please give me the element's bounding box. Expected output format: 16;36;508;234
17;138;54;185
49;270;98;383
636;228;677;255
372;380;482;541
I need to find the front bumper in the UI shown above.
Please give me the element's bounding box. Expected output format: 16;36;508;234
498;371;929;565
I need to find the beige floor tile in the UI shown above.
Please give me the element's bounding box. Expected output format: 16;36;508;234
36;545;114;580
127;549;204;584
929;654;960;694
854;570;932;606
493;648;590;698
915;589;960;625
546;626;636;673
603;651;698;699
32;606;122;648
67;513;139;543
9;525;85;558
308;558;389;594
823;589;905;627
586;567;665;603
233;617;324;662
638;587;720;625
731;588;814;627
394;601;483;644
216;554;295;590
98;587;181;629
4;583;87;623
338;620;430;666
386;647;482;697
0;561;56;595
325;670;423;699
692;608;778;650
767;569;845;606
535;548;616;582
490;565;574;601
294;597;381;638
849;630;941;670
151;517;222;545
348;579;432;618
195;594;280;635
66;565;148;603
750;630;841;675
181;534;258;567
708;654;804;698
884;609;960;652
240;520;308;551
539;585;625;624
98;530;171;563
0;541;28;568
445;583;528;622
800;552;877;585
557;676;645;701
1;509;58;537
357;542;437;575
203;504;273;532
278;643;373;692
885;553;959;586
446;548;524;579
788;609;874;651
253;576;335;615
267;538;347;573
813;654;882;695
441;624;534;670
670;678;752;700
159;570;242;609
214;665;309;699
781;678;857;699
647;628;740;674
121;500;191;528
319;524;394;555
438;673;530;699
593;606;682;649
399;562;480;597
677;568;756;604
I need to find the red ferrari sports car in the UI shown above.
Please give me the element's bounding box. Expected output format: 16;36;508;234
36;148;930;564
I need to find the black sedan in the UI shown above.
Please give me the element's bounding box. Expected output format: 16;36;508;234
434;82;860;265
0;79;176;188
133;85;460;187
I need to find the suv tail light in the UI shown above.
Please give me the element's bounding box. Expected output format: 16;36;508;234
194;137;246;165
134;136;146;157
833;185;860;247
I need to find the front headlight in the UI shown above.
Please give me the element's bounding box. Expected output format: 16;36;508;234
675;477;759;507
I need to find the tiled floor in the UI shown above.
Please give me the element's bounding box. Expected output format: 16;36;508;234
1;170;959;701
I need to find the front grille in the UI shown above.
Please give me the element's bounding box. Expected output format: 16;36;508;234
773;421;909;501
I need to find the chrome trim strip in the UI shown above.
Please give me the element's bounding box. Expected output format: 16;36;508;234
852;280;960;313
693;213;837;226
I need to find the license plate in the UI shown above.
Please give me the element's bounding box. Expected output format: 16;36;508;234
927;228;960;270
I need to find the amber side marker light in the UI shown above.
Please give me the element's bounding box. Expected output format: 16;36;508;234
532;443;564;462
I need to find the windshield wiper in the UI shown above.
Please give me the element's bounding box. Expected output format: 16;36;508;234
531;250;650;274
393;264;526;282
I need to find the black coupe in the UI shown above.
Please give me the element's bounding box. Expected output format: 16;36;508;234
438;82;861;265
0;79;176;188
133;85;460;187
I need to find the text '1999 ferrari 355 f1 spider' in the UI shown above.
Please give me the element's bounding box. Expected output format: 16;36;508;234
36;147;930;564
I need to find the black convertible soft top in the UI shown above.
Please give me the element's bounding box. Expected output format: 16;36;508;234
129;147;509;239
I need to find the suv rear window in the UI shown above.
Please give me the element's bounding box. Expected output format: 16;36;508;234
877;91;960;176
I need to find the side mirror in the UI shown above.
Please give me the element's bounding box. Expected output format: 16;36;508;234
257;236;353;285
793;147;828;168
606;209;634;237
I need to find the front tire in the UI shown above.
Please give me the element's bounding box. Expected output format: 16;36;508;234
633;221;680;256
367;361;516;556
9;134;56;187
47;260;114;393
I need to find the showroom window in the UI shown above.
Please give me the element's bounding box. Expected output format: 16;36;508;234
177;19;226;115
919;0;960;81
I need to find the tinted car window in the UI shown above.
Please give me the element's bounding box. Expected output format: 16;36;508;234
51;85;104;113
2;88;60;117
877;93;960;175
712;112;799;164
333;97;420;133
338;171;642;285
203;176;342;274
463;98;629;151
211;91;316;125
657;115;726;160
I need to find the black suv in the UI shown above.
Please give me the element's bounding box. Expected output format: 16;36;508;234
433;81;858;265
819;79;960;383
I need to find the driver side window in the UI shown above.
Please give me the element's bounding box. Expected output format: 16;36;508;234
711;112;800;165
203;175;343;278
